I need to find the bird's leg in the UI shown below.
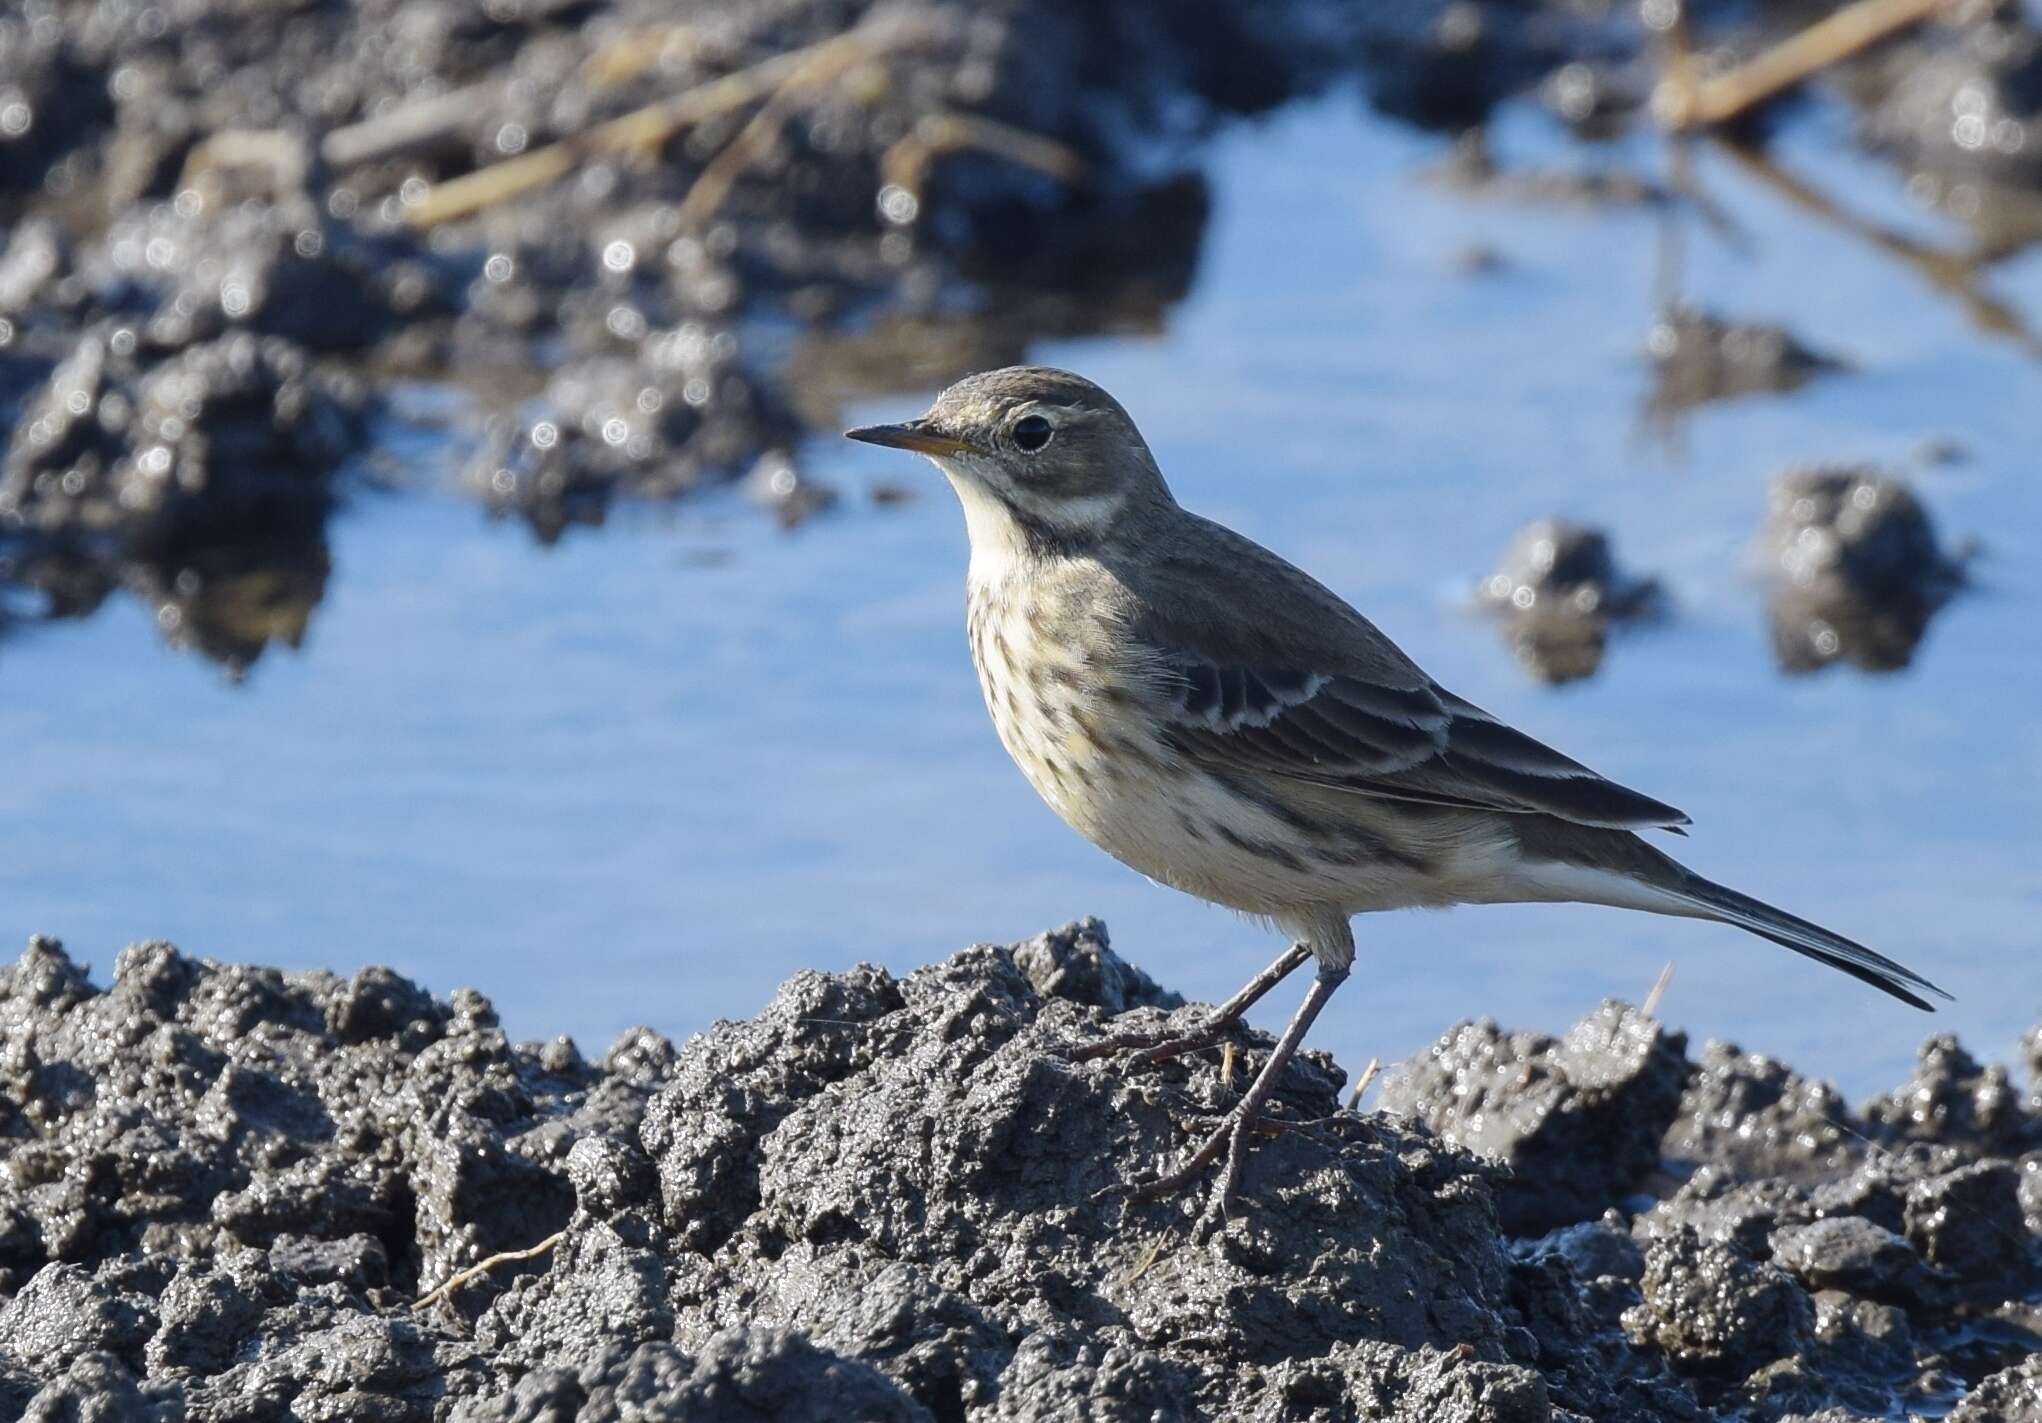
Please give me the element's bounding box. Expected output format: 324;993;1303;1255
1127;961;1351;1222
1069;942;1311;1064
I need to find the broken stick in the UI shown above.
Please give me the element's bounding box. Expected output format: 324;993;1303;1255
1654;0;1950;131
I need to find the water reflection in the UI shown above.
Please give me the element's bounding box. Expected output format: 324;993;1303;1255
1;522;330;680
134;531;331;677
4;0;2042;684
1426;129;1667;209
1711;138;2042;360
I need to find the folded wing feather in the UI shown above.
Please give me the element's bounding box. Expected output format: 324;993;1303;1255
1148;647;1691;833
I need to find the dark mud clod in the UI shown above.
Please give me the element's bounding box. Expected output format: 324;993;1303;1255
1380;1000;1692;1235
1760;463;1971;675
2;923;2038;1418
1646;303;1846;421
1478;520;1667;684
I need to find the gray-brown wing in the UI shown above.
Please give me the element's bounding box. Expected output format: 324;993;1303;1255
1100;509;1689;831
1145;648;1691;831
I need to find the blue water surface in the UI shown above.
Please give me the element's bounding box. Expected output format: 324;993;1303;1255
5;93;2038;1100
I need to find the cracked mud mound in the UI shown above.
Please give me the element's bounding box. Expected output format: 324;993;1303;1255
1;919;2039;1421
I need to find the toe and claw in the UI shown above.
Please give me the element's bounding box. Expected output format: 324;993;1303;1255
1076;943;1350;1231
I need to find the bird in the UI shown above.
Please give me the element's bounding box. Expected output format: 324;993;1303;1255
846;365;1946;1221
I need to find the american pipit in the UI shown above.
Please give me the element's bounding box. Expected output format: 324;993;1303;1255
847;366;1945;1220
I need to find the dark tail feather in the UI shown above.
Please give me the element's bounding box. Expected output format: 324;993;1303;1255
1681;876;1949;1012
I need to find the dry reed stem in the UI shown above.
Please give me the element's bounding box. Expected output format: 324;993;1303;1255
583;23;712;90
880;111;1090;196
413;1230;566;1311
1654;0;1949;130
1712;135;2042;354
406;15;936;229
1642;961;1676;1018
672;25;903;230
1346;1057;1381;1111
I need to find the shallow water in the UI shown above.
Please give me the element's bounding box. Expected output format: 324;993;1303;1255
5;94;2038;1100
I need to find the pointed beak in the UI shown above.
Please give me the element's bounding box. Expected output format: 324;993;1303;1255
844;419;977;458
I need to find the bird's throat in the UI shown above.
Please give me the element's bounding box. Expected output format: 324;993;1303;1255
943;466;1034;585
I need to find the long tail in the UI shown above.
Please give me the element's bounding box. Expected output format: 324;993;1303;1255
1509;826;1950;1011
1671;874;1948;1011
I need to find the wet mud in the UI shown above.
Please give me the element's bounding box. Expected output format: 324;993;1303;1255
1;919;2037;1421
3;0;2038;673
0;0;1380;665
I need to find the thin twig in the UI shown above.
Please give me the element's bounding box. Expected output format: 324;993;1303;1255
1346;1057;1381;1111
673;25;901;230
413;1230;565;1311
1654;0;1950;130
404;55;814;227
406;14;937;229
1123;1238;1165;1284
323;82;506;169
880;111;1089;197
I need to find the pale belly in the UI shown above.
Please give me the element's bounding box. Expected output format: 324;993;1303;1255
968;624;1481;925
960;569;1519;931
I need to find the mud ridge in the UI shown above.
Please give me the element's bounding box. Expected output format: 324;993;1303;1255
1;920;2038;1420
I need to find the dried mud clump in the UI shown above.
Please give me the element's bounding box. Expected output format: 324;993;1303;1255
1477;520;1666;685
1378;1001;1691;1235
1646;303;1845;421
0;324;365;675
1760;463;1971;676
2;922;2038;1420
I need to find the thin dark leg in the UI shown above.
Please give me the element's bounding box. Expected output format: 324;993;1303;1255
1070;942;1312;1064
1128;961;1351;1222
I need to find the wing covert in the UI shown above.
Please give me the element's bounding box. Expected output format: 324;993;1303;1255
1149;648;1690;832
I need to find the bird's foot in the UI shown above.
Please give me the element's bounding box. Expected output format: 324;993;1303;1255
1090;958;1350;1236
1128;1116;1235;1200
1092;1105;1277;1234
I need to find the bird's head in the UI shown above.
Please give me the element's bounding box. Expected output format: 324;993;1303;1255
847;366;1173;556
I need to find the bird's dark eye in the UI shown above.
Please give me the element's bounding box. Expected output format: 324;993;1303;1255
1011;414;1054;452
